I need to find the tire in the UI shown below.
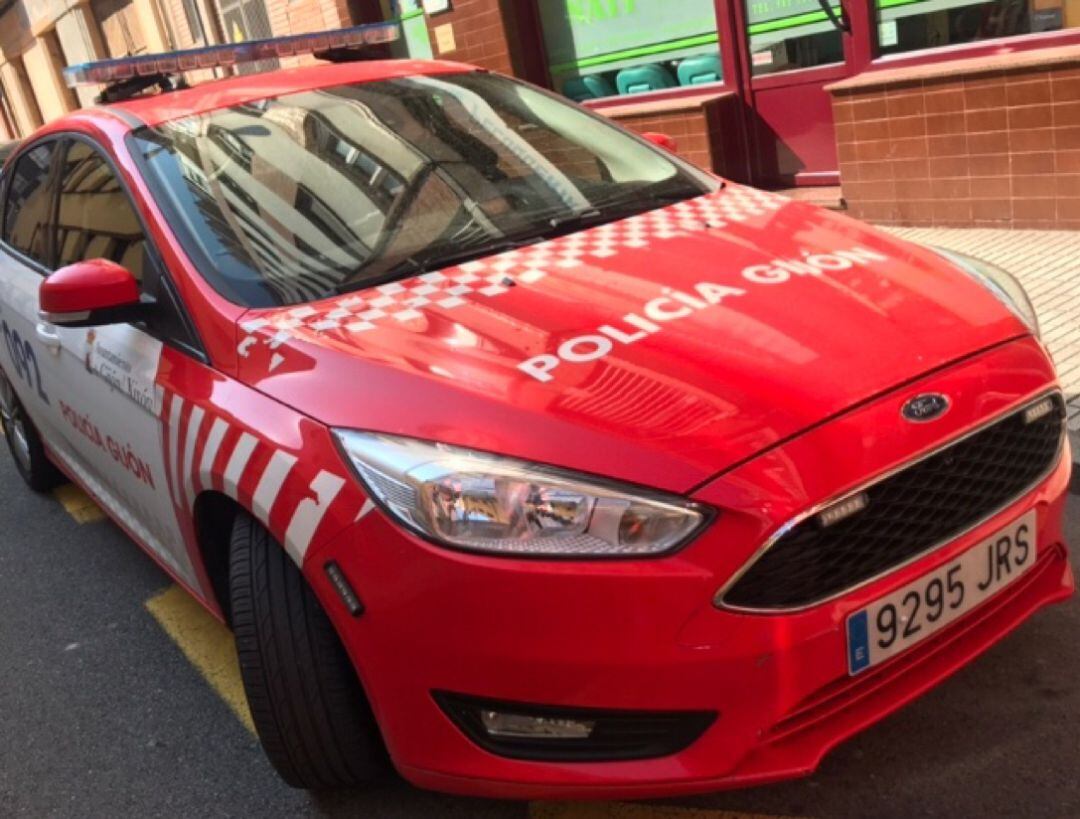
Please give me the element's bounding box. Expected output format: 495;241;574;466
229;510;387;789
0;373;63;493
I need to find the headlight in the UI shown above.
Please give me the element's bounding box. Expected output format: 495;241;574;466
934;247;1040;337
333;431;709;557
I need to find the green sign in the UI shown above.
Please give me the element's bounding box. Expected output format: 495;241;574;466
395;0;433;59
539;0;846;77
539;0;718;76
747;0;833;25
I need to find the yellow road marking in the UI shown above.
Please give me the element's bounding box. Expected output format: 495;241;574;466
53;484;105;523
145;585;255;735
531;804;799;819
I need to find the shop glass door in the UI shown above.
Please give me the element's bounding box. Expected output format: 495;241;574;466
736;1;869;187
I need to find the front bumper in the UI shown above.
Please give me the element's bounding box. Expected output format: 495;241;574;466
309;337;1073;800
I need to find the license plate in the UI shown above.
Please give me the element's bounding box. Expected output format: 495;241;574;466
847;509;1037;675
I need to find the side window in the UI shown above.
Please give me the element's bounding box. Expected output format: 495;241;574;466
2;142;58;266
55;140;147;282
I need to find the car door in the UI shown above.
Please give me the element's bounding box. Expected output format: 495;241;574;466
40;136;203;587
0;139;71;456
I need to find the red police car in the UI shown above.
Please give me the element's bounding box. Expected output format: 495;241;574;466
0;23;1071;798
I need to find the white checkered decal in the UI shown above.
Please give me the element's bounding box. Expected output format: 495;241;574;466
237;185;787;369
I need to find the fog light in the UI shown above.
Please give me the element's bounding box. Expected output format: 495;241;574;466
480;710;594;739
434;691;716;761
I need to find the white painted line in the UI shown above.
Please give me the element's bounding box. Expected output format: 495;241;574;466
223;433;257;496
251;450;297;525
182;405;205;503
167;395;185;507
198;418;229;491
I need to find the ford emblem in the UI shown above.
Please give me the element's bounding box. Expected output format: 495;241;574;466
901;393;950;423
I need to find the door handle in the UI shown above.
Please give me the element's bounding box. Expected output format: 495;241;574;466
35;321;62;355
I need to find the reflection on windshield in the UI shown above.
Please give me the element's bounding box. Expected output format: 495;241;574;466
134;72;713;308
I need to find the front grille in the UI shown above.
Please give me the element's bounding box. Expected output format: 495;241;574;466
721;393;1065;610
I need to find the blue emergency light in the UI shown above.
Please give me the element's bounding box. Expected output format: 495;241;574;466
62;21;401;88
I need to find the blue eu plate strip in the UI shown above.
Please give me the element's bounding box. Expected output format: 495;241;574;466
847;610;871;675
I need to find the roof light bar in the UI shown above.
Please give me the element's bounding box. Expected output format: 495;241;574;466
63;21;400;88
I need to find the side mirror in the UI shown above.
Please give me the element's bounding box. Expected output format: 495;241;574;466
39;259;145;328
642;132;678;152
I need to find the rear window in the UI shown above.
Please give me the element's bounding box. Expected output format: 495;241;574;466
56;140;149;282
0;140;21;168
132;71;713;308
3;142;57;267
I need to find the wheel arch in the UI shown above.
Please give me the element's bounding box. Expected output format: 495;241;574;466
192;493;393;778
190;488;357;630
192;490;244;625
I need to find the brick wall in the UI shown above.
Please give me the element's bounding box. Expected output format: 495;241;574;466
830;44;1080;230
422;0;514;74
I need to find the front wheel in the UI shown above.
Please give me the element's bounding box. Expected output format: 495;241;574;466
229;510;387;789
0;373;63;492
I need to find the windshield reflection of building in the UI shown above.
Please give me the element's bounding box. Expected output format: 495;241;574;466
162;78;591;307
165;89;427;305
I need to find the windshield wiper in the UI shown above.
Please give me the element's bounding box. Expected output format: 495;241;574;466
334;237;530;295
591;187;704;213
333;188;709;296
519;188;703;241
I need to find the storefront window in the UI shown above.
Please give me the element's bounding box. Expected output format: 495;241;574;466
538;0;722;101
391;0;433;59
746;1;846;76
876;0;1080;56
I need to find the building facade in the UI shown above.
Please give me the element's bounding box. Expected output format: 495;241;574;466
414;1;1080;230
3;0;1080;229
0;0;427;139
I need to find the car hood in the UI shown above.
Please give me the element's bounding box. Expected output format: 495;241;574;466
234;185;1029;493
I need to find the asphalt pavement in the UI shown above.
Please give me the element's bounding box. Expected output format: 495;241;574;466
1;449;1078;819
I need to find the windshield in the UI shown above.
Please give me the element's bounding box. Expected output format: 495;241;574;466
131;71;715;308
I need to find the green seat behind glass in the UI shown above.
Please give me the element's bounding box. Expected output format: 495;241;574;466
615;65;676;95
677;54;722;86
562;75;616;101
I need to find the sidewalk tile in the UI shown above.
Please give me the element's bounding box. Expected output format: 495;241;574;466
883;226;1080;399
